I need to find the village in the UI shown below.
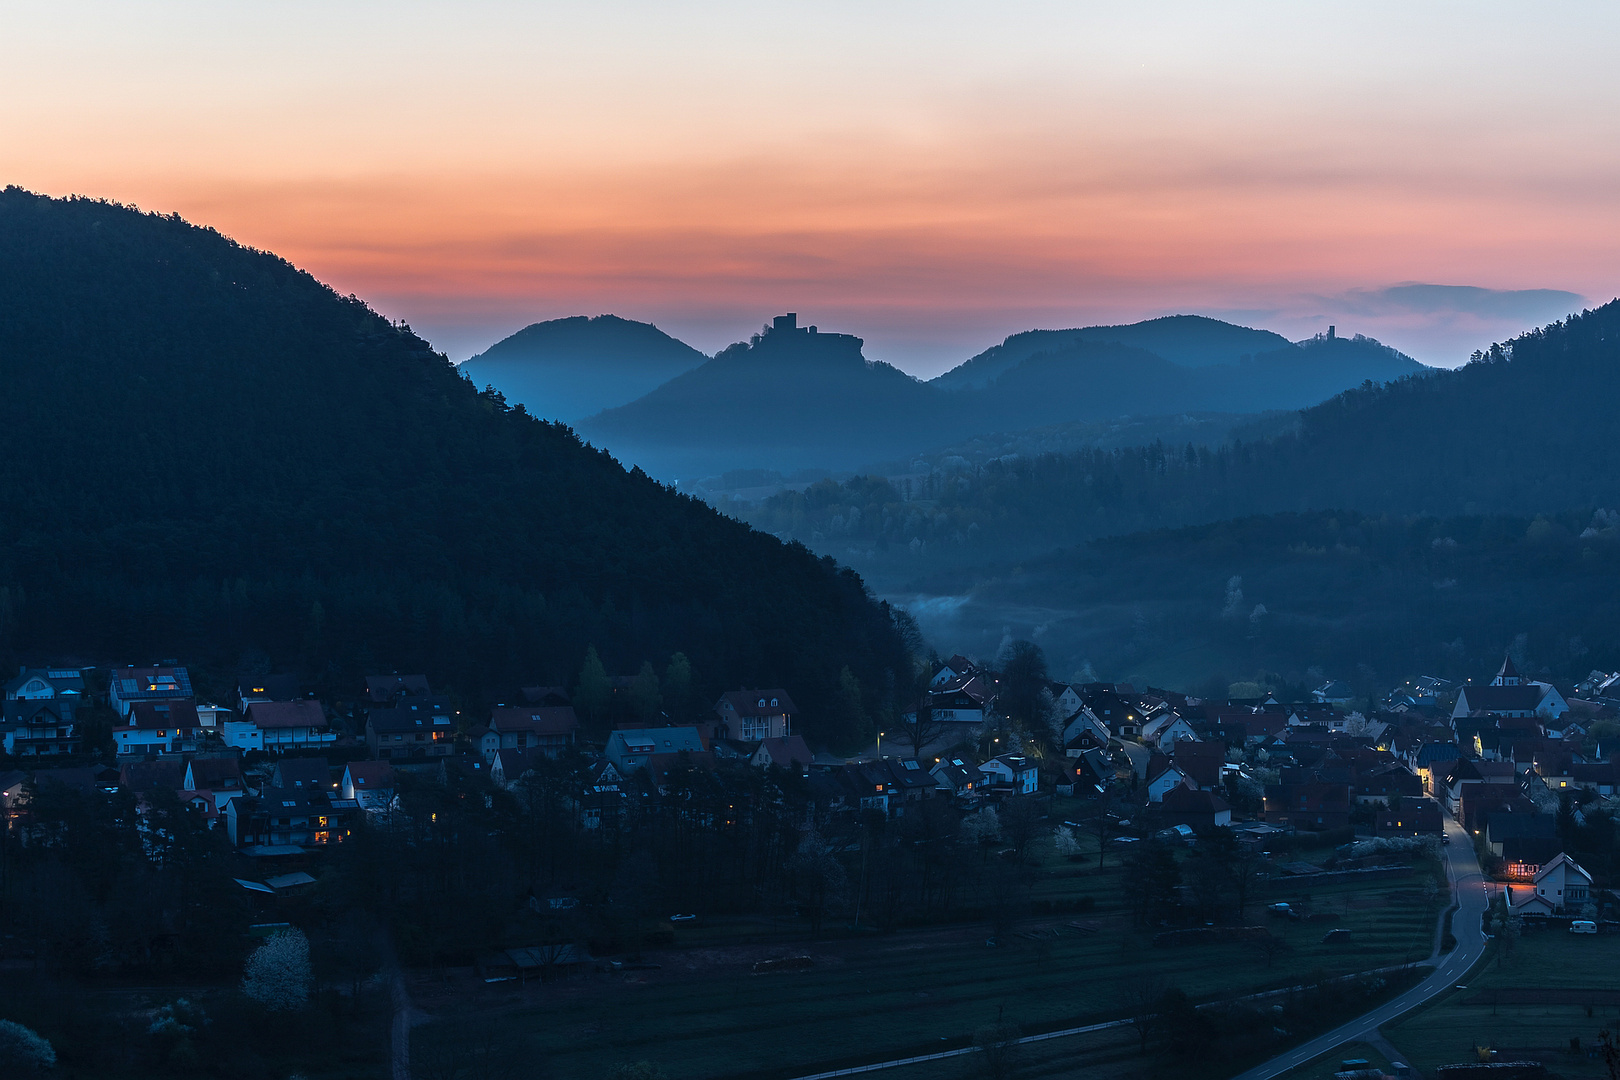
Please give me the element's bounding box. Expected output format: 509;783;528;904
2;652;1618;1079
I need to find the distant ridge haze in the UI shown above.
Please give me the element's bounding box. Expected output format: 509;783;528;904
458;314;706;423
553;312;1429;478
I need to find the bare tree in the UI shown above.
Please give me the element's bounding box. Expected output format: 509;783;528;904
973;1019;1023;1080
893;688;949;762
1123;973;1169;1054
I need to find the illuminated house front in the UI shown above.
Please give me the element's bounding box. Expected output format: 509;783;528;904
1510;852;1593;915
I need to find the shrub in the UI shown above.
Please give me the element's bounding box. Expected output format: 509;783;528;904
242;928;312;1011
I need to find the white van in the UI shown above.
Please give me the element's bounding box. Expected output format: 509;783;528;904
1571;920;1597;934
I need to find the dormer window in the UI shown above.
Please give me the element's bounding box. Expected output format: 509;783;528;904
770;698;778;708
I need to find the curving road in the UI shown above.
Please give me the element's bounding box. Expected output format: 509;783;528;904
1229;815;1491;1080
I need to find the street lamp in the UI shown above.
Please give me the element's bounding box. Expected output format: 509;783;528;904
877;731;884;757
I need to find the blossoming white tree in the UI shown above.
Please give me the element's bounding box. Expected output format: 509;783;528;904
242;928;313;1011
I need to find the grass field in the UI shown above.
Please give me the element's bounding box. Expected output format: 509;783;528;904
412;831;1444;1080
1383;928;1620;1078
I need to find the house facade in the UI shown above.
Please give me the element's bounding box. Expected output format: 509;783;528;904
115;699;204;755
714;690;797;741
225;700;334;752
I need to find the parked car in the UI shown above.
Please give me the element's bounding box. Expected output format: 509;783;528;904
1269;902;1302;920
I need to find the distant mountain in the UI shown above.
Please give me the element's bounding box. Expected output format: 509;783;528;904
583;314;1427;479
931;315;1292;391
0;191;908;749
743;301;1615;584
972;330;1428;427
459;315;706;423
579;314;965;476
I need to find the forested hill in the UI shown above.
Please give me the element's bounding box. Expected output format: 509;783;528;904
931;314;1292;390
578;315;957;476
458;314;707;423
0;189;908;749
740;302;1620;575
578;313;1427;480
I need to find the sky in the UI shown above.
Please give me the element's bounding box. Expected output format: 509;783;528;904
3;1;1617;375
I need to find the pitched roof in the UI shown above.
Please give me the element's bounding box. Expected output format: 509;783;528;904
753;735;812;769
109;666;192;700
1460;685;1543;713
344;761;395;788
364;674;431;702
1497;654;1520;681
489;705;579;737
119;759;185;793
368;696;454;733
717;690;799;717
125;698;200;730
237;674;302;701
185;756;242;788
272;758;333;789
245;700;327;729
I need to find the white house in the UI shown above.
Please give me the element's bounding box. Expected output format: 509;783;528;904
1147;761;1190;803
1511;852;1593;915
1053;685;1083;716
115;699;204;756
1062;708;1111;756
224;700;334;751
979;754;1038;795
1141;714;1199;753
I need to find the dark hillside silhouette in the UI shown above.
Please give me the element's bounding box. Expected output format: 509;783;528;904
579;313;967;476
581;314;1428;479
458;314;707;422
0;190;907;747
931;314;1293;390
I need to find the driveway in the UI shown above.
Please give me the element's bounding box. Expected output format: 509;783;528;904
1228;815;1491;1080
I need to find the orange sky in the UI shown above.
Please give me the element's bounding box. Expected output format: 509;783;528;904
4;1;1617;371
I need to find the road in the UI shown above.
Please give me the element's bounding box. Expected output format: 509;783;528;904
1229;815;1491;1080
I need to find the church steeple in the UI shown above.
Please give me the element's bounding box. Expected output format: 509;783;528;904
1493;653;1522;686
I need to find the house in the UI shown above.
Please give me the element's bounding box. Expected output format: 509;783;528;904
921;674;996;724
482;706;579;759
1354;763;1424;805
930;756;984;799
227;787;340;848
879;756;937;808
1058;748;1114;795
578;760;629;828
1172;741;1227;791
341;761;396;809
930;655;978;686
1373;797;1444;837
4;667;88;703
1569;761;1619;797
751;735;813;773
1141;713;1199;752
115;699;204;756
1;697;81;756
715;690;797;741
225;700;335;752
183;755;244;802
236;674;302;713
1052;684;1083;716
1160;785;1232;830
108;666;193;718
520;685;571;707
1313;680;1355;707
367;696;456;759
492;747;564;790
605;727;706;776
364;674;432;705
1146;758;1190;803
1486;813;1560;862
979;754;1038;795
119;758;186;796
1263;779;1352;831
1511;853;1593;915
1062;708;1111;755
270;757;335;792
1452;656;1569;721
